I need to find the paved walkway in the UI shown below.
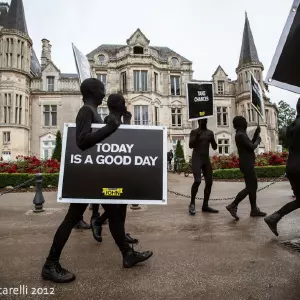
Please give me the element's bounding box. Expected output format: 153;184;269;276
0;173;299;300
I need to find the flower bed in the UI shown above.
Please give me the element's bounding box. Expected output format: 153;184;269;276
0;156;60;173
211;151;288;170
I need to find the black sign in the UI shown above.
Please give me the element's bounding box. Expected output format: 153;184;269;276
266;0;300;93
186;82;214;121
58;124;167;204
250;72;265;120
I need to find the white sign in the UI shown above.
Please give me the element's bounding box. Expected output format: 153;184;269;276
72;43;92;84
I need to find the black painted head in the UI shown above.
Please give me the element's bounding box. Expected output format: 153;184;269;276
197;118;207;129
297;98;300;115
107;94;127;113
233;116;247;130
80;78;105;105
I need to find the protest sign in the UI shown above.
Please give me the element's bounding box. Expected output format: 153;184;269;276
57;124;167;205
266;0;300;93
72;43;92;83
250;72;265;120
186;82;214;121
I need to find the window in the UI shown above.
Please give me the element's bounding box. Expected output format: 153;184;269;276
254;70;260;82
217;107;228;126
2;151;11;161
154;72;158;92
42;140;56;160
43;105;57;127
97;106;109;120
4;93;11;123
170;75;180;96
241;104;246;118
133;46;144;54
17;40;25;69
97;74;107;92
247;103;255;122
217;81;224;94
121;72;127;93
15;94;22;124
171;57;179;67
133;71;148;92
171;108;182;127
154;107;159;125
134;105;148;125
218;139;229;155
265;109;269;125
25;97;29;126
47;76;55;92
98;54;105;64
5;38;13;67
3;132;10;144
239;74;243;90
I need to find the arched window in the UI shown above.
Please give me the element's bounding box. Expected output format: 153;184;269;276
98;54;105;64
171;57;179;66
133;46;144;54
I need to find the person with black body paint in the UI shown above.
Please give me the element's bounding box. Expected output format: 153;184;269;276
41;78;153;283
264;99;300;236
188;118;218;215
226;116;266;220
90;93;138;245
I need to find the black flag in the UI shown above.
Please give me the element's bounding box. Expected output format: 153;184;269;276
186;82;214;121
250;72;265;120
266;0;300;93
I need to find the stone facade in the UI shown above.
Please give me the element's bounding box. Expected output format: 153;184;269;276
0;1;278;161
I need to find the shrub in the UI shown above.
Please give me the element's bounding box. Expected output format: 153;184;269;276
175;140;185;163
213;165;286;179
0;173;59;188
52;131;62;162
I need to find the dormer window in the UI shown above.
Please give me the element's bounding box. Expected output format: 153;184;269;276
133;46;144;54
98;54;105;64
171;57;179;67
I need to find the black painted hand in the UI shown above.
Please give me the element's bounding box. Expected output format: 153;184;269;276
256;136;261;144
106;115;120;131
255;126;261;134
123;111;132;125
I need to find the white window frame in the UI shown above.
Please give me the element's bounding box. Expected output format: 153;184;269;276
217;80;225;94
247;103;256;123
170;75;181;96
2;151;11;161
216;106;228;126
133;70;148;92
47;76;55;92
171;108;182;127
134;105;149;125
40;134;56;160
43;104;57;127
97;74;107;92
218;138;230;155
3;131;10;144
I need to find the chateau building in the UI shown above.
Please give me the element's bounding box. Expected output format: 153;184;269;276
0;0;278;161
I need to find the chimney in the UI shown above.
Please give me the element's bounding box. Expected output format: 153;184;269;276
41;38;51;69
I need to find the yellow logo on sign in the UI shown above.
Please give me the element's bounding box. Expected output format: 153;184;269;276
102;188;123;197
199;111;205;116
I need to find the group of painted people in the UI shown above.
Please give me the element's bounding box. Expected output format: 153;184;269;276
40;76;300;284
188;101;300;238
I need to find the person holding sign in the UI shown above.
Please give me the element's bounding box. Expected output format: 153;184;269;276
188;118;218;215
90;93;139;245
41;78;152;283
264;99;300;236
226;116;266;220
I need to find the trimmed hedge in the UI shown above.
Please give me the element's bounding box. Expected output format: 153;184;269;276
213;165;286;179
0;173;59;188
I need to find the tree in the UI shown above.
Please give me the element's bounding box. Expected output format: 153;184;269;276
52;130;62;161
277;100;296;148
175;140;185;163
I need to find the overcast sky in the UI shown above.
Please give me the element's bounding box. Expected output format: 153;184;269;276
23;0;298;108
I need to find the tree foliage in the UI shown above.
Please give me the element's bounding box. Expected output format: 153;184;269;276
277;100;296;148
52;131;62;162
175;140;185;163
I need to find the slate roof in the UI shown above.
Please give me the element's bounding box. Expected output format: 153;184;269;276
87;44;191;63
61;73;78;79
30;48;41;76
5;0;28;34
238;13;261;68
0;4;8;27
